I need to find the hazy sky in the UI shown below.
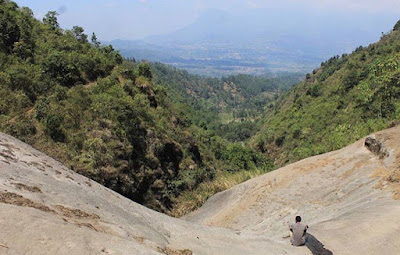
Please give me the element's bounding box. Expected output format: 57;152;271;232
13;0;400;41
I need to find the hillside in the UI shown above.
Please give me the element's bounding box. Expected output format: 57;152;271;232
252;23;400;166
0;1;271;215
1;126;399;254
149;62;302;141
188;126;400;254
150;62;301;109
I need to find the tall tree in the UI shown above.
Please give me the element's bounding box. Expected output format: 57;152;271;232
0;1;20;53
72;26;88;43
138;62;152;80
43;11;59;31
91;32;100;48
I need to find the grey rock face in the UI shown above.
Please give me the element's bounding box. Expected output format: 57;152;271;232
1;126;400;255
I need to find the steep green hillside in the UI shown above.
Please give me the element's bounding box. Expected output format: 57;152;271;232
0;0;272;214
149;62;302;141
151;62;301;114
252;23;400;166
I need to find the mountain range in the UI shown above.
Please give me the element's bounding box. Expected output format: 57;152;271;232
111;8;398;76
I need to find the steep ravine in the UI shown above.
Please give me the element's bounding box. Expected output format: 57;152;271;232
0;126;400;254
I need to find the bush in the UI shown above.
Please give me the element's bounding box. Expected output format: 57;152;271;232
34;97;50;121
137;62;152;80
43;114;65;142
342;70;360;91
4;117;36;142
42;51;82;86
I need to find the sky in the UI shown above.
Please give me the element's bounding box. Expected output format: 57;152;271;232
13;0;400;41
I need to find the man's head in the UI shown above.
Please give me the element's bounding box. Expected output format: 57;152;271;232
295;216;302;223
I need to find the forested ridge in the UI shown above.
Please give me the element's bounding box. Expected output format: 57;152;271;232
149;62;302;142
0;0;281;215
252;21;400;166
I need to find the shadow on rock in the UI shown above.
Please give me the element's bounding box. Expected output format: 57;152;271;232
305;233;333;255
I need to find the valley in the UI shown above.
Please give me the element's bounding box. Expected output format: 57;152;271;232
1;1;400;254
110;8;398;76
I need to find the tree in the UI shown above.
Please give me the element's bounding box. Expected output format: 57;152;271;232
393;20;400;31
14;7;35;59
44;114;65;142
138;62;152;80
43;11;59;30
342;70;360;91
91;32;100;47
0;2;20;53
42;51;81;86
72;26;88;42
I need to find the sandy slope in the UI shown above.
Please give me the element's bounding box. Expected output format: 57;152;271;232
0;127;399;254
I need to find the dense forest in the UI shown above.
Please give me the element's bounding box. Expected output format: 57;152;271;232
252;21;400;166
148;62;302;142
0;0;288;216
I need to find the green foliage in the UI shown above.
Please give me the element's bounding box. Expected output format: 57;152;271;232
306;84;321;97
42;11;59;31
42;51;82;86
34;97;50;121
223;143;257;171
342;69;360;91
0;1;20;53
393;20;400;31
137;62;152;80
43;113;65;142
91;32;100;48
149;61;301;142
252;26;400;166
0;1;280;215
3;117;36;143
72;26;87;43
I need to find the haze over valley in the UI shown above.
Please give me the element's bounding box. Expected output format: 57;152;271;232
110;8;398;76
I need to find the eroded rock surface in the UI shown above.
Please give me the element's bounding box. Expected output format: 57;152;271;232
187;127;400;255
0;133;308;255
1;126;400;255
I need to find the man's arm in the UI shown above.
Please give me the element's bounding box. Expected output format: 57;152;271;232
303;225;308;237
289;225;293;239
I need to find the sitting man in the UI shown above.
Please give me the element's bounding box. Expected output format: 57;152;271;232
289;215;308;246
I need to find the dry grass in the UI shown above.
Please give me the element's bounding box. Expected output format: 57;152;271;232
159;247;193;255
171;168;268;217
387;169;400;200
0;192;53;213
55;205;100;220
342;160;365;178
13;182;42;193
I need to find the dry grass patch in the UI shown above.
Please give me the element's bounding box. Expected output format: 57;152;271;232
13;182;42;193
171;168;268;217
0;192;53;213
55;205;100;220
159;247;193;255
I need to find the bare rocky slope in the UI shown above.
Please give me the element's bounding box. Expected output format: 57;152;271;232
187;126;400;254
0;126;400;254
